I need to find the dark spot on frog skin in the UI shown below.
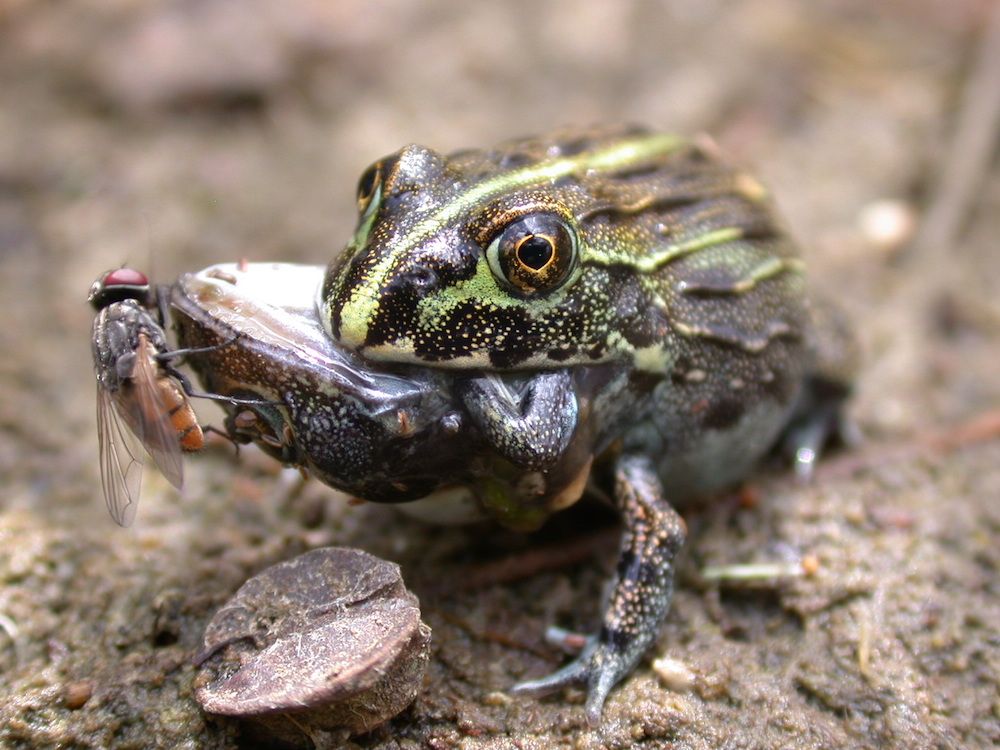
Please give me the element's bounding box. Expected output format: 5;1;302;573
487;342;532;369
670;355;693;385
611;272;643;320
615;276;669;350
701;396;746;431
362;287;420;348
761;367;793;403
615;549;660;586
628;369;661;394
598;625;633;651
547;346;580;362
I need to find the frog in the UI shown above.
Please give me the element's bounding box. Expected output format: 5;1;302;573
315;125;856;722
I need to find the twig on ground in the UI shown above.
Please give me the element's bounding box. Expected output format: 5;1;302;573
451;528;619;592
910;3;1000;263
817;408;1000;481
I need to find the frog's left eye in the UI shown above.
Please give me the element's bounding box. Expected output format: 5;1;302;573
356;162;383;214
486;213;577;297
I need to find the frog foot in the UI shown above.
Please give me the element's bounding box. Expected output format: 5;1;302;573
783;401;860;481
512;455;687;724
510;636;629;725
781;376;858;481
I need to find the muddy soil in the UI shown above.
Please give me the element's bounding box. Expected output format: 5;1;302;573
1;1;998;748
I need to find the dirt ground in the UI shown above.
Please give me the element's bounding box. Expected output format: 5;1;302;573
1;1;998;748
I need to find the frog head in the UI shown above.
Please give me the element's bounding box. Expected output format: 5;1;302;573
320;127;705;370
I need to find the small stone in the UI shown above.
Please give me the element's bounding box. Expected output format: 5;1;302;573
801;554;821;577
482;691;512;707
858;199;915;255
651;656;696;692
63;680;93;710
194;547;431;745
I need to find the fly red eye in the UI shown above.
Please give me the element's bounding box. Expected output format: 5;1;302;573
89;267;152;310
103;268;149;288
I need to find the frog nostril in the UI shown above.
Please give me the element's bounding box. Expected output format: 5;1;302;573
406;264;439;292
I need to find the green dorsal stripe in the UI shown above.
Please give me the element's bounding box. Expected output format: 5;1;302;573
585;226;745;272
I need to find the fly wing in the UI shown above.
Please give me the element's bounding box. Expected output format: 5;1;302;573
96;382;144;527
129;335;185;490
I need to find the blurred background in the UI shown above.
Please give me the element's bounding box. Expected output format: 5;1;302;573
0;1;997;747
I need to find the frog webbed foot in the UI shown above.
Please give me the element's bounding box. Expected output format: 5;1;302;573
511;455;687;724
511;634;634;725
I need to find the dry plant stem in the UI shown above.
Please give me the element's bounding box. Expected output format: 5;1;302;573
817;408;1000;481
450;528;619;591
701;561;805;582
432;609;555;660
910;3;1000;264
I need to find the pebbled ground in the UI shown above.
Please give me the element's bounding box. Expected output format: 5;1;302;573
1;1;998;748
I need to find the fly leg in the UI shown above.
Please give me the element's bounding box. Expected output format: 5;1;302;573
512;454;686;724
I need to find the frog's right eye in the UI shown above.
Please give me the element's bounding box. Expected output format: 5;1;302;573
356;162;383;214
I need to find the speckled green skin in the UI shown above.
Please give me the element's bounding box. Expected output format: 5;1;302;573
318;127;854;722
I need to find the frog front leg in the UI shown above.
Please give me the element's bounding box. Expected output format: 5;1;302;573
512;454;686;724
458;370;577;470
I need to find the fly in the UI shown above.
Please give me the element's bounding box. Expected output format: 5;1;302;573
89;268;204;526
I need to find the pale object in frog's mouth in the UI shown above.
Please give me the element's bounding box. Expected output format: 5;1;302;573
175;262;440;411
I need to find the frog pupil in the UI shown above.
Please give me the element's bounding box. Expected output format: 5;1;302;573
516;236;554;270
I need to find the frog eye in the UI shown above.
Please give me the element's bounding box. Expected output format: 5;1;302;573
486;213;577;296
356;162;383;214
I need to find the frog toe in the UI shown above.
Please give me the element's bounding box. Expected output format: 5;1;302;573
784;405;859;481
510;654;591;697
511;639;628;725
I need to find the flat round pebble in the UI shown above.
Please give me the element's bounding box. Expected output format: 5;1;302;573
194;547;431;743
